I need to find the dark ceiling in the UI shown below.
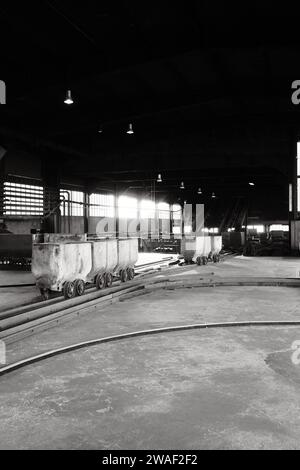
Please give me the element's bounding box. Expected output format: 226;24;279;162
0;1;299;219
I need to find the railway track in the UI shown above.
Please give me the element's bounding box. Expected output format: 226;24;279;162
2;319;300;377
1;264;300;345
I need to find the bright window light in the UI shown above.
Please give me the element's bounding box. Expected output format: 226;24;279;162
172;204;181;220
157;202;170;219
140;199;155;219
297;179;300;212
184;225;192;234
89;193;114;217
173;226;181;234
209;227;219;233
297;159;300;177
270;224;289;232
202;227;209;233
289;183;292;212
4;181;44;216
118;196;137;218
246;225;264;233
60;189;84;216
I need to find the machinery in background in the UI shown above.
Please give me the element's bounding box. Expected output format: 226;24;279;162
0;234;33;269
222;231;245;252
32;237;138;300
243;229;289;256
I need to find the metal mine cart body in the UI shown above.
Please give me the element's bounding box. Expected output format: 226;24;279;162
210;235;222;262
88;238;118;289
117;238;138;272
32;241;92;299
181;235;221;265
32;237;138;299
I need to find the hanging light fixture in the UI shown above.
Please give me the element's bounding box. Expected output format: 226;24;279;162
127;123;134;134
157;173;162;183
197;187;202;194
180;181;185;190
64;89;73;105
98;125;103;134
211;192;216;198
249;182;255;186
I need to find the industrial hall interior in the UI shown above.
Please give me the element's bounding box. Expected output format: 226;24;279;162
1;1;300;452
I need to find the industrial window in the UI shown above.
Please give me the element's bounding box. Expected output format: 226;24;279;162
3;181;44;216
89;193;115;217
60;189;84;216
269;224;289;232
140;199;155;219
247;225;265;233
157;202;170;219
118;196;137;218
172;204;181;220
173;226;181;235
209;227;219;233
202;227;209;233
184;225;192;234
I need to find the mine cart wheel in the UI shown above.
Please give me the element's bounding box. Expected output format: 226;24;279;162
196;256;202;266
127;267;135;280
105;272;113;288
96;273;105;290
74;279;85;296
120;269;128;283
202;256;208;265
63;281;75;299
40;288;50;301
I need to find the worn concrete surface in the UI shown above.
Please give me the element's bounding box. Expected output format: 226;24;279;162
170;255;300;279
1;327;300;449
1;256;300;449
0;286;41;313
0;271;35;286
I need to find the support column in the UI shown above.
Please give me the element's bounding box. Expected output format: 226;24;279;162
42;157;61;233
83;190;89;234
195;203;204;236
114;185;119;238
290;132;298;251
0;152;4;217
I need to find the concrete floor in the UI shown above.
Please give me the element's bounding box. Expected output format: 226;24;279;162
1;326;300;449
2;256;300;449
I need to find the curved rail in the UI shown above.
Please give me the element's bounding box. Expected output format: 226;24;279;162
1;319;300;377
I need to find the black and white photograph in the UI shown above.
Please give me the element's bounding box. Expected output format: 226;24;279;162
0;0;300;455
